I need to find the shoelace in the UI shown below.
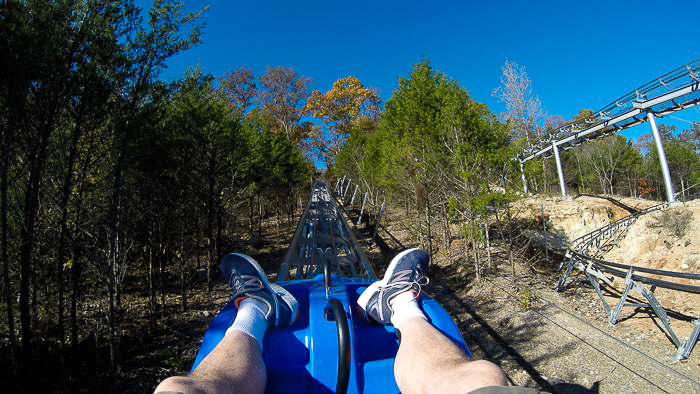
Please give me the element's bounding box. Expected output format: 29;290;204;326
230;274;264;300
376;275;430;321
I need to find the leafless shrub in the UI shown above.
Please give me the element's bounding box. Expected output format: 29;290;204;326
651;208;694;238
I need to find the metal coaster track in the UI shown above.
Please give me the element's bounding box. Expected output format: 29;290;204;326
276;180;377;283
518;58;700;201
557;196;700;360
192;180;469;394
521;58;700;163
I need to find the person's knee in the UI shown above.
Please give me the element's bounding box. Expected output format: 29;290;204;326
153;376;191;393
466;360;508;386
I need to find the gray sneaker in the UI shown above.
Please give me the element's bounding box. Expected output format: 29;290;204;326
357;248;429;325
220;253;299;328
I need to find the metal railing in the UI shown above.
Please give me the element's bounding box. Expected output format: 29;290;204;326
556;198;700;360
334;176;386;246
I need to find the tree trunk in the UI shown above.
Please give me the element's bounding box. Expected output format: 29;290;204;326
19;132;50;349
249;195;254;232
462;229;473;280
441;202;452;265
55;116;85;387
207;148;216;293
484;221;492;270
106;127;131;378
469;222;480;282
160;249;165;319
148;226;156;334
2;142;22;392
258;195;262;236
424;187;433;259
542;160;547;195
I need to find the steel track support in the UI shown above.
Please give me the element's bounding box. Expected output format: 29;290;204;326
520;161;529;194
552;141;567;197
673;318;700;361
357;193;368;226
349;185;359;208
556;254;576;292
633;281;681;347
647;112;676;202
584;266;612;316
343;179;351;200
336;175;345;193
609;267;635;325
368;202;385;246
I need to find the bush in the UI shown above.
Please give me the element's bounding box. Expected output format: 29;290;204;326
655;208;694;238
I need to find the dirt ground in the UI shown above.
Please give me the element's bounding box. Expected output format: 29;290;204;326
129;193;700;394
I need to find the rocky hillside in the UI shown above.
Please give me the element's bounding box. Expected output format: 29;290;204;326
518;194;700;340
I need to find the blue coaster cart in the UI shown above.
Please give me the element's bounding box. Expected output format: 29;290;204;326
191;181;470;393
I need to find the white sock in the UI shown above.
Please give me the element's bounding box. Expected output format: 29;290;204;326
225;297;269;353
389;290;426;329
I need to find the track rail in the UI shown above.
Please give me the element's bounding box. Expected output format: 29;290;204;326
557;197;700;360
276;180;376;282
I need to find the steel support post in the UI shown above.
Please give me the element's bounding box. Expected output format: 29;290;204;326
369;202;385;246
647;112;676;202
635;281;681;347
552;141;566;197
357;193;368;225
609;268;635;325
336;176;346;193
349;185;358;208
520;161;529;194
343;179;351;200
584;265;612;316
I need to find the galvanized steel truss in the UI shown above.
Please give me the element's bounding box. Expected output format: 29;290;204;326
557;199;700;360
520;59;700;201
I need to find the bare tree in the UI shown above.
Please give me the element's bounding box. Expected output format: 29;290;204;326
492;61;545;146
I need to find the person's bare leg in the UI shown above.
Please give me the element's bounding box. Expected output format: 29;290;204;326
154;331;266;394
394;316;507;394
154;253;298;394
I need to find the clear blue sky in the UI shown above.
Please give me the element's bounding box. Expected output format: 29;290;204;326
138;0;700;140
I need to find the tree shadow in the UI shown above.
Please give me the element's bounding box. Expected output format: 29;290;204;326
551;381;601;393
575;194;641;215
